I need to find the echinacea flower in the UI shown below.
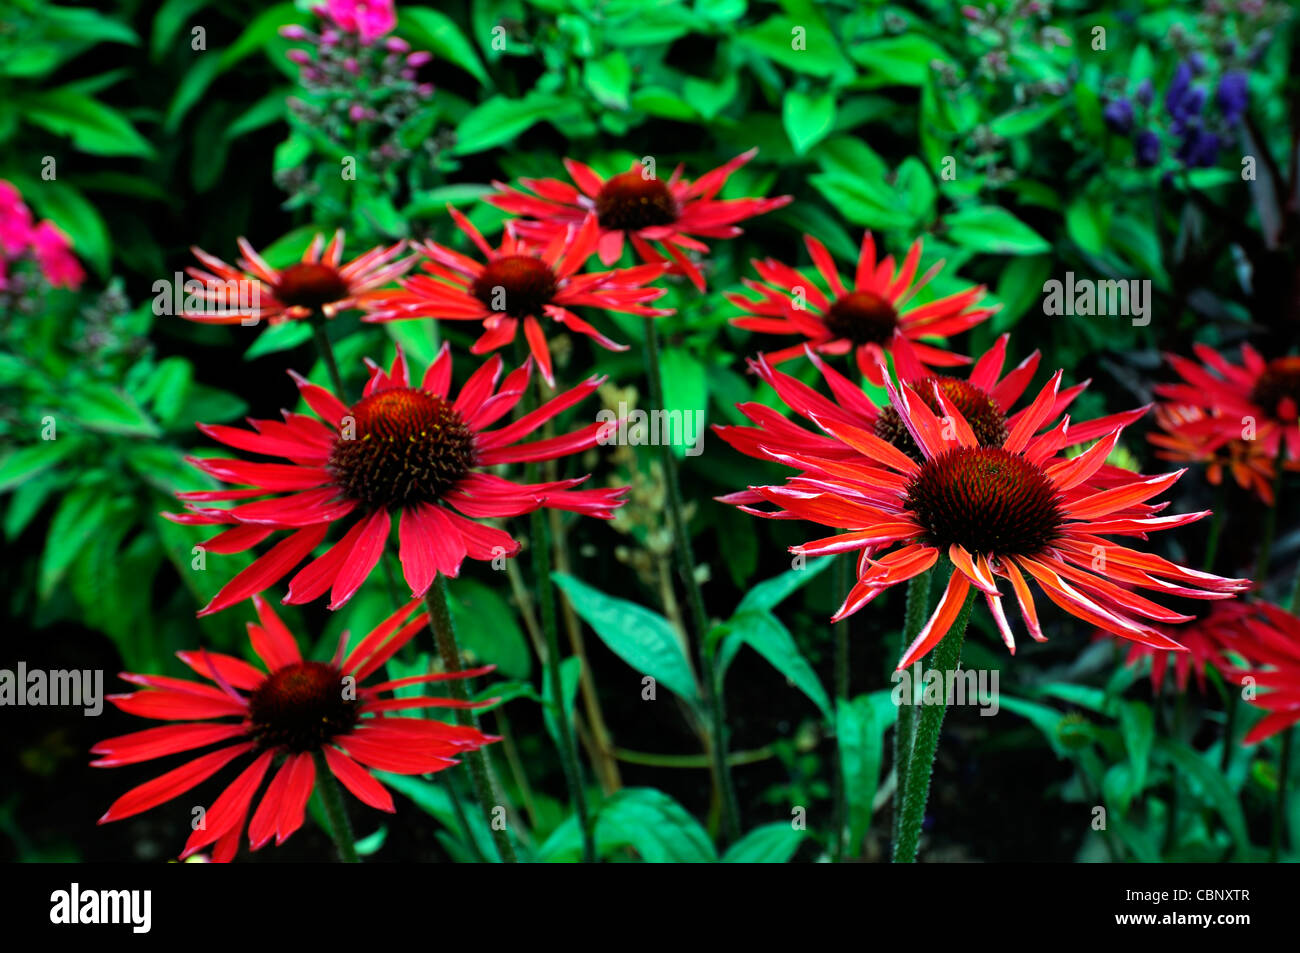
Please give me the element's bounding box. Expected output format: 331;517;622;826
727;231;997;385
94;596;496;862
1104;599;1259;694
1218;601;1300;744
183;230;413;325
1149;403;1277;504
1156;344;1300;465
719;366;1248;668
365;209;670;386
716;336;1147;482
486;148;791;290
166;347;626;614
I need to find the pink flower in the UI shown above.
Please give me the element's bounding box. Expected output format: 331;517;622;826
326;0;396;44
30;221;84;290
0;180;34;256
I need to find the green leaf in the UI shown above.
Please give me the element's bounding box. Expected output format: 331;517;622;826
849;34;949;86
552;572;699;709
596;788;717;862
737;17;850;78
405;183;495;217
1118;701;1154;797
40;487;117;598
735;555;831;614
70;383;162;437
837;691;895;853
542;656;582;748
244;321;313;360
400;8;491;87
720;609;833;721
810;172;910;230
989;100;1067;138
452;92;571;155
945;205;1051;256
0;441;77;494
659;348;708;459
449;578;532;679
152;0;212;61
584;51;632;111
20;88;155;158
783;88;836;154
163;53;222;132
1065;197;1111;257
721;822;805;862
1154;739;1250;856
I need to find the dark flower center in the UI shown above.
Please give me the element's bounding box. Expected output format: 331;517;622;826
471;255;558;318
905;447;1062;557
823;290;899;346
248;661;358;752
328;388;475;509
274;263;351;309
595;171;678;231
875;377;1008;461
1250;357;1300;421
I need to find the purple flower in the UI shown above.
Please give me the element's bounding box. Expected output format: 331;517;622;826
1216;71;1249;124
1135;79;1153;107
1104;98;1134;134
1177;128;1221;168
1165;62;1194;118
1135;130;1161;167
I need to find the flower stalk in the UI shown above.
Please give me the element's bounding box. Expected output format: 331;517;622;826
312;749;359;863
893;567;976;863
642;315;741;844
425;575;518;863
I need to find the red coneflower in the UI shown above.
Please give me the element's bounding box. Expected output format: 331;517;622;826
486;148;792;291
93;596;496;862
184;230;414;325
366;209;670;387
719;365;1248;667
716;336;1147;477
1156;344;1300;466
1105;599;1258;694
165;346;626;614
1149;403;1279;504
727;231;997;385
1219;601;1300;743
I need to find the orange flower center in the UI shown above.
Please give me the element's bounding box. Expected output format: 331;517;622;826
248;661;358;752
905;447;1062;556
274;262;351;309
471;255;558;318
875;377;1008;461
824;290;898;346
328;388;475;509
595;171;678;231
1250;357;1300;421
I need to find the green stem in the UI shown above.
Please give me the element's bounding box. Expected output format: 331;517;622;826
893;567;933;845
893;573;975;863
425;576;518;863
312;749;359;863
642;316;740;844
1271;727;1293;863
532;505;596;863
309;318;348;400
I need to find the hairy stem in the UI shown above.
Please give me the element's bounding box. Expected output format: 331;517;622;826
425;576;518;863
